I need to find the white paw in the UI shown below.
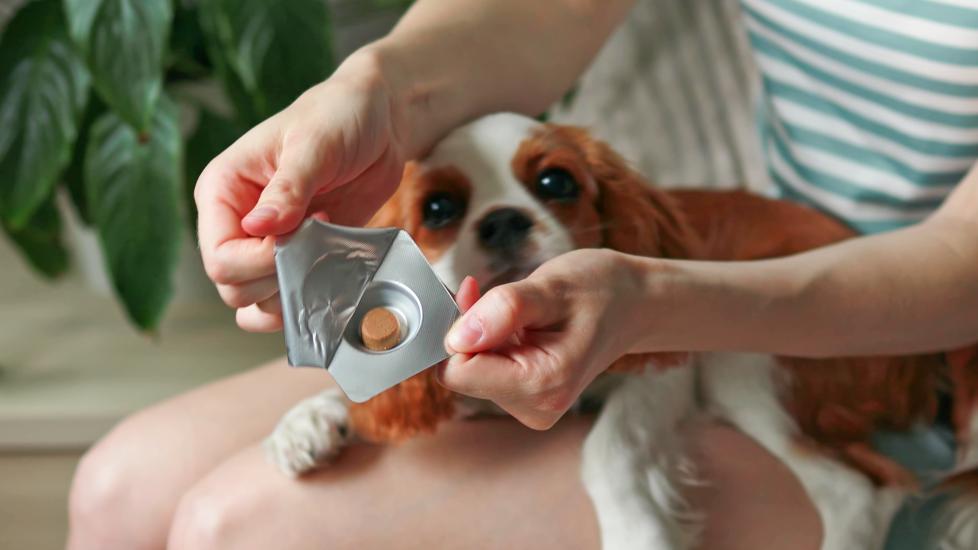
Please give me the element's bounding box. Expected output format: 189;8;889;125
264;388;350;477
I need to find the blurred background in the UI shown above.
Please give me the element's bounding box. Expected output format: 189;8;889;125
0;1;410;547
0;0;759;547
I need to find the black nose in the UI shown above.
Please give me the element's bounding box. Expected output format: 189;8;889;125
478;208;533;252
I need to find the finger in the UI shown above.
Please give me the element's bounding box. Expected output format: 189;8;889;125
454;276;480;313
435;352;527;402
216;276;279;309
256;294;282;315
305;152;402;227
444;281;558;354
236;303;283;332
195;165;277;284
203;235;277;285
438;339;574;431
242;139;327;236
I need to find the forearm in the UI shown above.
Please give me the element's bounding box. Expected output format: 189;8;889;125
630;217;978;358
360;0;635;158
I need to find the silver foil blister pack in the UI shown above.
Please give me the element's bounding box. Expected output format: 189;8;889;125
275;219;459;402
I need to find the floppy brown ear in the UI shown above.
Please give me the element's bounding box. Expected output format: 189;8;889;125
364;162;418;229
558;126;700;372
567;127;702;260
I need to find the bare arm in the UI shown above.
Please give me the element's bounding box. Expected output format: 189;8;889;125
366;0;636;158
632;165;978;357
195;0;634;331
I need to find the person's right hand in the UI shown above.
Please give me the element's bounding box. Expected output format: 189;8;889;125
195;53;409;332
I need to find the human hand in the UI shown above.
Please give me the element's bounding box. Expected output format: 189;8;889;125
438;249;649;430
194;52;409;332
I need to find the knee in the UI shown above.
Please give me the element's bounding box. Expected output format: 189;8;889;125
168;480;256;550
68;416;163;550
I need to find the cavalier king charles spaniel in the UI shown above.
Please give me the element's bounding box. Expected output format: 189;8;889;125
265;113;978;550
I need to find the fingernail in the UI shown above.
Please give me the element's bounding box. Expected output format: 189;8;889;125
245;206;278;224
447;314;483;351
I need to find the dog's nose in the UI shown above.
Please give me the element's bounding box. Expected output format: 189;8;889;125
478;208;533;252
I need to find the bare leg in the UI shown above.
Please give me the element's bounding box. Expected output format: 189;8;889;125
169;418;601;550
69;355;821;550
168;421;820;550
686;422;822;550
67;358;333;550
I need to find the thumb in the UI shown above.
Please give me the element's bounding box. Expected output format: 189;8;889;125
445;280;557;354
454;276;481;313
241;142;325;236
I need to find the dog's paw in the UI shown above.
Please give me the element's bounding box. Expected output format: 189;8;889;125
263;388;351;477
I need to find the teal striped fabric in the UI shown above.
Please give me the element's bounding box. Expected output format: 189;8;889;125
741;0;978;234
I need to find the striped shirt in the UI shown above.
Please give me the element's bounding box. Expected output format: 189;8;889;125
742;0;978;234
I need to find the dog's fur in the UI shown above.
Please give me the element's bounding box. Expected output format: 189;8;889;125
265;113;978;549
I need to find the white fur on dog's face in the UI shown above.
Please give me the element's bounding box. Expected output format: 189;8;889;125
417;114;577;290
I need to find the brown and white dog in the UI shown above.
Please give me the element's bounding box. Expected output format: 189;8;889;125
264;113;978;550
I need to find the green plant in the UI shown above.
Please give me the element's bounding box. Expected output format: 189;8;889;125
0;0;402;330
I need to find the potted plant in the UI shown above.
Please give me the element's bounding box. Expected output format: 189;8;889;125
0;0;408;331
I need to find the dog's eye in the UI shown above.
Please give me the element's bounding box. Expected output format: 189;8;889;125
421;192;465;229
535;168;579;201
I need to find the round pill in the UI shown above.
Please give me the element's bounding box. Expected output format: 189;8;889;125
360;307;401;351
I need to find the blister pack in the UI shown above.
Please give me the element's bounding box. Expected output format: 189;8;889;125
275;219;459;402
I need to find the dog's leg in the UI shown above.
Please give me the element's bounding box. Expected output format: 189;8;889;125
264;387;352;477
699;353;904;550
582;364;700;550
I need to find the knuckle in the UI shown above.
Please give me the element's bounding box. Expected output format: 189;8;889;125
538;387;575;416
523;412;560;431
203;260;232;285
488;285;524;322
192;162;217;205
218;285;252;308
266;179;308;209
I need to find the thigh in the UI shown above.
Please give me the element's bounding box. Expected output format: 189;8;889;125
70;357;332;547
170;416;600;550
685;422;822;550
169;417;821;550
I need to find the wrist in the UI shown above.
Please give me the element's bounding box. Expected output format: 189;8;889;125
626;255;805;354
617;254;690;354
350;39;468;160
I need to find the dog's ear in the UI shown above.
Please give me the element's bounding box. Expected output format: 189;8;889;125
365;162;419;229
545;125;699;372
547;125;701;260
348;368;456;443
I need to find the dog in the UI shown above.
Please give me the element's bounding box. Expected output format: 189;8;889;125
264;113;978;549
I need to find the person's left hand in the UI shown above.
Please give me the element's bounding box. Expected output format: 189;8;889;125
438;249;648;430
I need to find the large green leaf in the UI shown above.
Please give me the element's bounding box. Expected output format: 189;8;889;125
184;108;243;231
167;2;211;81
2;197;69;279
64;0;171;131
63;94;108;226
0;0;90;228
85;95;182;330
199;0;333;122
197;3;261;126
